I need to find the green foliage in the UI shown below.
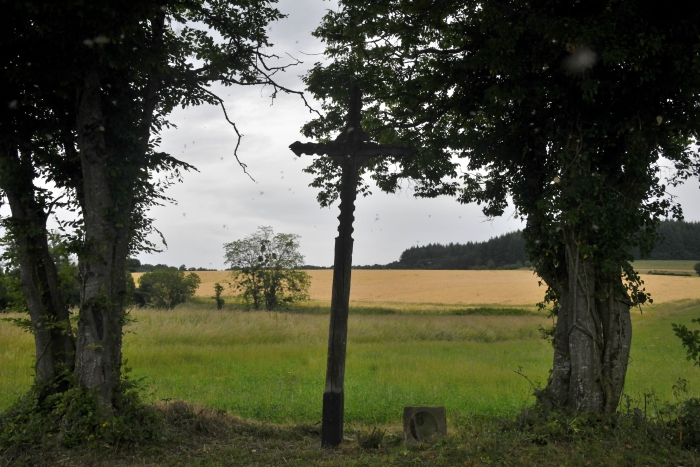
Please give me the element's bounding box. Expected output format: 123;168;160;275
0;235;27;313
5;404;700;466
672;318;700;366
1;0;308;421
135;269;201;309
0;232;80;313
46;233;80;310
0;375;161;452
0;267;25;313
212;282;225;310
126;258;141;273
224;226;311;311
508;383;700;451
695;262;700;277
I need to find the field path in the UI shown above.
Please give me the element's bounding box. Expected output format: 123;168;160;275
137;269;700;307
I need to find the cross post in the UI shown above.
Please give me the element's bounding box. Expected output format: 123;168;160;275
290;84;415;447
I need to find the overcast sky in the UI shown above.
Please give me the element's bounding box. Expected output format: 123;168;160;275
3;0;699;269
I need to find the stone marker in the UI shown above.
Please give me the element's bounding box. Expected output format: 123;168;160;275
290;84;415;447
403;406;447;442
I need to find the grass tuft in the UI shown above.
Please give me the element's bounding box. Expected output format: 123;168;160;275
357;426;388;449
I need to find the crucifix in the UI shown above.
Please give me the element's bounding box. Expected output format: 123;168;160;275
290;84;415;447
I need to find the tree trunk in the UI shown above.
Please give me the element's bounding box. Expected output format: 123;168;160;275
73;69;132;411
541;230;632;414
0;145;75;391
597;275;632;413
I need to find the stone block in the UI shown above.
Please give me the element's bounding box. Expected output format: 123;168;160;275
403;406;447;442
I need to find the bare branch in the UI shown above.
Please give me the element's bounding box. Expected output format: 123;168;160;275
200;87;255;182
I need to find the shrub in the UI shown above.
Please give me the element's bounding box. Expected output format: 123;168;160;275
134;269;201;309
212;282;225;310
0;375;161;452
694;262;700;276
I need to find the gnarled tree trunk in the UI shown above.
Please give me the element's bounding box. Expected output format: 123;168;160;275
0;144;75;391
73;69;133;411
541;229;632;414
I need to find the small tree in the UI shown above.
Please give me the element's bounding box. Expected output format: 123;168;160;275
212;282;225;310
694;262;700;277
135;269;201;309
224;226;311;311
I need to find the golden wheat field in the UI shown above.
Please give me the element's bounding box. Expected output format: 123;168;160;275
134;268;700;307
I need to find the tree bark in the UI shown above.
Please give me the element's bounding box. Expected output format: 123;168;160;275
597;275;633;413
0;145;75;391
540;229;632;414
73;68;132;411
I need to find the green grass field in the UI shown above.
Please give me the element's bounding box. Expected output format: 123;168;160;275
3;298;700;428
632;259;699;272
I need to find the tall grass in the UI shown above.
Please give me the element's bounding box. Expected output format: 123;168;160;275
0;318;34;408
2;300;700;426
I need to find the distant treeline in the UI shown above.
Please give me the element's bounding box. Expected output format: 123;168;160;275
347;220;700;270
384;231;529;270
127;258;217;273
631;220;700;260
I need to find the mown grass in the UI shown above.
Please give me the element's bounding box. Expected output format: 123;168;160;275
5;399;700;466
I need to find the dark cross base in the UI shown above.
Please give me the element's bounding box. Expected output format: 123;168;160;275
290;84;414;447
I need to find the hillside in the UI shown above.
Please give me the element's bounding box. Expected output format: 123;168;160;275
631;220;700;260
382;220;700;270
384;231;528;270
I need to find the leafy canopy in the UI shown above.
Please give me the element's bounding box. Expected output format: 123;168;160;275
1;0;305;255
303;0;700;306
224;226;310;311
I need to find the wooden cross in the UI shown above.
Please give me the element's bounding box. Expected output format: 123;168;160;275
290;84;415;447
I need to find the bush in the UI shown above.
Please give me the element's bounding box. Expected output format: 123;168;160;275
212;282;225;310
694;262;700;276
0;375;161;452
134;269;201;309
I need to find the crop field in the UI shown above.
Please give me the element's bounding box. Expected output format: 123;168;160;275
189;267;700;308
3;265;700;429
